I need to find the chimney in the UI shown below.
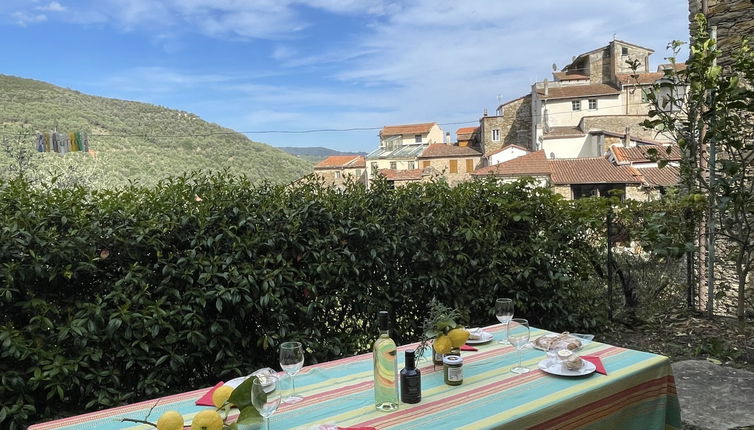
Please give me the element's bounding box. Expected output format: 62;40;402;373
624;127;631;147
445;132;451;144
483;108;488;117
543;79;549;98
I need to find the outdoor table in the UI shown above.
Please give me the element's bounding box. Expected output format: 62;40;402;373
29;324;681;430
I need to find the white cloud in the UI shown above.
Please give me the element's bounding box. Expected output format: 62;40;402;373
37;1;67;12
12;11;47;26
100;67;233;93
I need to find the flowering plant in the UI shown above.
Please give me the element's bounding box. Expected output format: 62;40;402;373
415;299;469;359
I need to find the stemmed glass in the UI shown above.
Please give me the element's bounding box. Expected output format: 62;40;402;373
279;341;304;404
252;374;282;430
495;298;514;344
507;318;531;374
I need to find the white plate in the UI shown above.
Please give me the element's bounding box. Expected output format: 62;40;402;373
538;358;596;377
465;331;493;345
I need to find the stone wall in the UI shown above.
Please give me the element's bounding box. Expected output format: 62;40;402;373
552;185;571;199
480;95;533;155
314;168;366;189
419;156;481;186
689;0;754;67
580;115;668;141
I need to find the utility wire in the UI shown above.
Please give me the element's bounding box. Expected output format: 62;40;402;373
0;120;480;138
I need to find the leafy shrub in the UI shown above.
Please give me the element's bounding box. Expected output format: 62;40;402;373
0;173;689;428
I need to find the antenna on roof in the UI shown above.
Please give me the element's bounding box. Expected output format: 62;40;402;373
497;94;502;104
613;33;616;41
552;63;557;71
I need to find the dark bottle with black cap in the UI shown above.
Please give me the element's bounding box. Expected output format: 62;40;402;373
400;349;421;404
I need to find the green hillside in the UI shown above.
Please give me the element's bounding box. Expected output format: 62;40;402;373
0;74;313;188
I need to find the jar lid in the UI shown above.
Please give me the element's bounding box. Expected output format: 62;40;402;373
443;355;463;365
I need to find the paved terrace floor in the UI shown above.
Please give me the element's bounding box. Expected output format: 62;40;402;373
672;360;754;430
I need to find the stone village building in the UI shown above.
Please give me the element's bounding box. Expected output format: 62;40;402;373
471;39;685;199
364;123;483;188
312;155;367;189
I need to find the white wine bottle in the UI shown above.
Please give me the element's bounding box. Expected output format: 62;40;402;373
373;310;399;412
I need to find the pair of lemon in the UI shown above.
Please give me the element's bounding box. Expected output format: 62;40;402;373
156;385;233;430
433;328;470;355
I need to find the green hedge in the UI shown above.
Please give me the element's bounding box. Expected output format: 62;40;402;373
1;173;664;428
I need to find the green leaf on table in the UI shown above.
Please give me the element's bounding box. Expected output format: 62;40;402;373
228;376;256;409
236;406;262;425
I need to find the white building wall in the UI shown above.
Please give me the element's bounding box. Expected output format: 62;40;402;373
544;96;623;128
542;136;596;159
489;147;529;165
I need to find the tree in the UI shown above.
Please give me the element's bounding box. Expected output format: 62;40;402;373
641;14;754;319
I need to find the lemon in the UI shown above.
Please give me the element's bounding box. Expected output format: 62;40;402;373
212;385;234;408
156;411;184;430
191;410;224;430
448;328;470;348
433;334;452;355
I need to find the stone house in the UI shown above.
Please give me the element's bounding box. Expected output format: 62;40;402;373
313;155;367;188
417;144;483;186
366;143;427;185
378;167;437;188
379;122;445;148
478;40;677;164
456;127;480;147
479;95;532;156
472;144;680;201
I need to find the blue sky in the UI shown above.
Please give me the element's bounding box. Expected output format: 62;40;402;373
0;1;691;153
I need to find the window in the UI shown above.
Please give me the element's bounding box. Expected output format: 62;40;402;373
335;171;341;179
572;100;581;111
449;160;458;174
588;99;598;110
390;161;397;169
414;134;422;143
622;47;629;56
422;160;430;168
466;159;474;172
371;162;378;175
408;161;415;169
491;129;500;141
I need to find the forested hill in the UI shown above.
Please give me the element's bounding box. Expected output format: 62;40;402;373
0;74;314;188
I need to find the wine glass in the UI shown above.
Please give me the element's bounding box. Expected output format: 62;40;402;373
507;318;531;374
495;298;514;344
279;341;304;404
252;374;282;430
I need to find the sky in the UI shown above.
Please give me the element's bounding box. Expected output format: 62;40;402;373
0;1;691;153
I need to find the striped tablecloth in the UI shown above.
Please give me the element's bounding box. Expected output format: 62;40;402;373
29;325;682;430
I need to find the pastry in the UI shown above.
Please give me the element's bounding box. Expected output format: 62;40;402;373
533;332;582;351
557;350;584;370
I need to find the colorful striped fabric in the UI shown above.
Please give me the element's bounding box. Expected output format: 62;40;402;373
29;325;681;430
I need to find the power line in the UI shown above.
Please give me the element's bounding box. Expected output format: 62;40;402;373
0;120;480;139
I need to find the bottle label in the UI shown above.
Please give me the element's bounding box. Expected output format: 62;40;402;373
403;376;421;397
447;367;463;382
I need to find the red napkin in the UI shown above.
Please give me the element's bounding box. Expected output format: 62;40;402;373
582;356;607;375
196;382;224;406
460;345;478;351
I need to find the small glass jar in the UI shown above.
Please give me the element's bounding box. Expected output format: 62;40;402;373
443;355;463;386
432;345;444;366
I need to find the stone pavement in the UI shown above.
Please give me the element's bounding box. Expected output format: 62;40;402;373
672;360;754;430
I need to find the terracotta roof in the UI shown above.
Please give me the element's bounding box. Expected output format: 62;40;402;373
486;144;530;157
551;158;642;184
616;72;665;85
314;155;365;169
380;122;437;137
658;63;687;72
473;150;550;176
544;126;585;139
419;144;482;158
638;166;680;186
537;83;620;100
379;168;424;181
611;145;682;163
456;127;479;136
553;72;590;81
